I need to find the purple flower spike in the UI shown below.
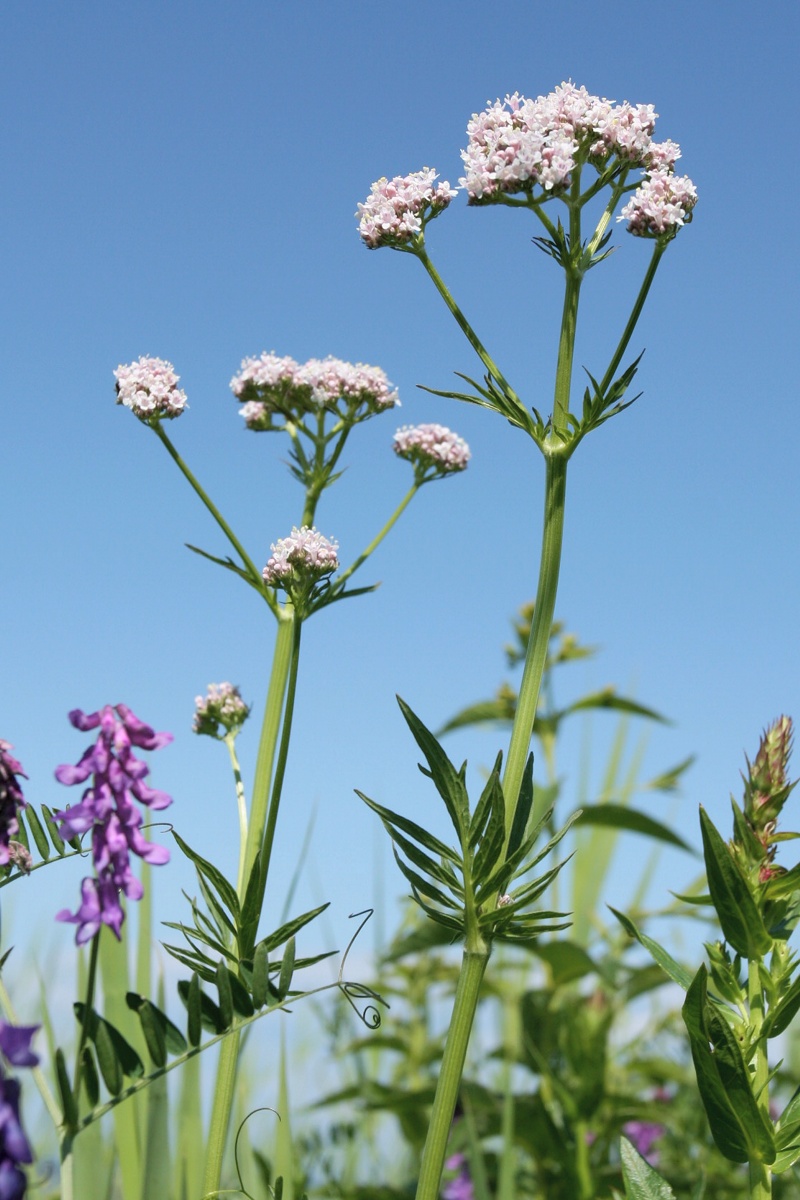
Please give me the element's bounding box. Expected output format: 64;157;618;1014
0;1023;38;1199
0;1025;38;1071
55;705;173;944
0;743;27;868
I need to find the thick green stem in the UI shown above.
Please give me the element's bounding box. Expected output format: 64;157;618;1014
748;958;772;1199
258;616;304;893
414;947;490;1200
502;455;568;826
242;611;295;886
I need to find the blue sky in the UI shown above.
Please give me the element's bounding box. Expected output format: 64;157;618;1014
2;0;799;985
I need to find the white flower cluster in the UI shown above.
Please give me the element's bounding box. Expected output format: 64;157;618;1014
393;424;471;475
618;170;698;237
114;357;188;420
262;526;339;589
193;683;250;739
357;168;458;248
231;353;399;428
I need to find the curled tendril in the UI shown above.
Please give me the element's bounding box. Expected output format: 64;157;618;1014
199;1106;282;1200
337;909;389;1029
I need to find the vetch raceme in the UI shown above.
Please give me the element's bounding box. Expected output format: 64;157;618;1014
54;705;173;945
114;356;188;420
357;168;458;248
0;1022;39;1200
193;683;251;739
0;742;26;867
393;424;471;478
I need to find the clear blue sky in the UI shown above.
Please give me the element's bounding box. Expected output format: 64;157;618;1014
2;0;799;977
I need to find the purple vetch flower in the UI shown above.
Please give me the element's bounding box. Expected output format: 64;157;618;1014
193;683;250;739
0;743;27;868
393;424;471;478
262;527;339;592
357;168;458;249
0;1022;39;1199
114;356;188;420
54;705;172;945
622;1119;665;1165
441;1153;474;1200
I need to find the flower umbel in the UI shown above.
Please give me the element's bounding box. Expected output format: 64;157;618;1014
263;527;339;607
618;170;697;237
357;168;457;249
0;742;27;868
54;705;173;944
393;424;471;480
232;353;399;429
193;683;251;740
114;356;188;421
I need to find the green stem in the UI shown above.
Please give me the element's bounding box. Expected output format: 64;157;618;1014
414;947;490;1200
242;610;295;886
416;246;522;407
502;454;568;827
258;615;304;891
337;483;419;585
599;240;666;395
574;1119;594;1200
748;958;772;1199
151;423;272;608
72;933;101;1097
224;733;248;898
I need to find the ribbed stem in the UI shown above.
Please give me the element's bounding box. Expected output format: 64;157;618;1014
748;958;772;1200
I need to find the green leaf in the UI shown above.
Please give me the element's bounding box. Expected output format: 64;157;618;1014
397;697;469;837
468;753;504;850
171;831;241;924
609;907;695;991
700;807;772;958
258;902;330;954
177;978;225;1035
94;1019;124;1096
644;755;696;793
471;771;506;884
682;965;775;1164
506;754;534;861
216;960;234;1029
278;937;295;1000
252;942;269;1009
387;827;462;892
186;972;202;1046
126;993;188;1061
74;1004;144;1085
565;690;668;725
227;968;254;1018
26;805;51;860
41;805;67;855
239;849;263;949
55;1047;78;1127
620;1136;676;1198
438;695;517;736
763;974;800;1038
80;1044;100;1108
357;792;461;864
574;804;694;853
393;848;461;911
533;941;596;987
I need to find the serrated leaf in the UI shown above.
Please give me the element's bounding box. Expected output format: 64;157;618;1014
387;827;462;892
506;754;534;861
609;907;695;991
468;753;504;850
357;792;461;864
252;942;269;1009
471;773;506;884
700;807;772;958
574;804;694;853
682;965;775;1164
393;848;461;911
171;831;240;923
397;697;469;838
620;1136;676;1198
278;937;295;1000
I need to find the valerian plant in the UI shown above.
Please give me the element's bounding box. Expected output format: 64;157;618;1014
356;79;697;1199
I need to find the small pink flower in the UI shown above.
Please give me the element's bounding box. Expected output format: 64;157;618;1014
114;357;188;420
393;424;471;477
618;171;697;237
262;527;339;590
232;353;399;425
357;168;457;248
193;683;250;739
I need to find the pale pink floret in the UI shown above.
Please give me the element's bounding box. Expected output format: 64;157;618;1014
357;168;458;248
114;356;188;419
618;171;698;236
193;682;250;737
298;357;399;412
393;424;471;474
230;352;301;399
263;527;339;588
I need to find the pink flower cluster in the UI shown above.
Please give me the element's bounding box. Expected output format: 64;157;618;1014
393;423;471;475
618;170;698;237
262;526;339;589
357;168;458;249
114;356;188;420
193;683;250;739
460;81;688;208
231;353;399;428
